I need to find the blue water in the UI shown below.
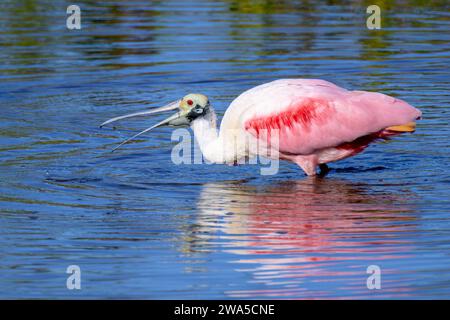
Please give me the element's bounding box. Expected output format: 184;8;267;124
1;0;450;299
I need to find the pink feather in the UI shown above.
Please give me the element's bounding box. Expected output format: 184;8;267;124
238;79;421;155
218;79;422;175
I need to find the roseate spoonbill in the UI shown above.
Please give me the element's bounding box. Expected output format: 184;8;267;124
100;79;421;176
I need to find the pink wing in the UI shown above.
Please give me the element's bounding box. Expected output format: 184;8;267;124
227;79;422;155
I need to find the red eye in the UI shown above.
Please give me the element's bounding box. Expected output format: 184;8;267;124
187;99;193;106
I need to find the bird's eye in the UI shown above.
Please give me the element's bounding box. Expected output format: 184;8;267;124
187;99;193;106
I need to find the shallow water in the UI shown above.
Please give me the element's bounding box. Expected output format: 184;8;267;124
1;0;450;299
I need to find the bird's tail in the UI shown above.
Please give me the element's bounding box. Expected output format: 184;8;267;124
385;121;416;133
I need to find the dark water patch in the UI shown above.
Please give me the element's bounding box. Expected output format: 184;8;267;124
333;166;388;173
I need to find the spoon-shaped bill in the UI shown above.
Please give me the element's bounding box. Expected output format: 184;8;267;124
99;100;180;128
110;112;183;152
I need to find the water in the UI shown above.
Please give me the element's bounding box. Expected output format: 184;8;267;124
1;0;449;299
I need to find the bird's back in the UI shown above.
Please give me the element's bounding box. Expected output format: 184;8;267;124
220;79;421;155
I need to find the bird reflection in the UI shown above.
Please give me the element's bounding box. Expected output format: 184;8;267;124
184;178;417;298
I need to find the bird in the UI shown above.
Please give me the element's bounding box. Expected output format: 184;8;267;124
100;79;422;176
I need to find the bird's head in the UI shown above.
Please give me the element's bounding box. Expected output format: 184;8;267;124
178;93;211;123
100;93;210;151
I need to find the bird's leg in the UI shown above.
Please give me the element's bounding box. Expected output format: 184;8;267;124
293;155;319;176
318;163;330;177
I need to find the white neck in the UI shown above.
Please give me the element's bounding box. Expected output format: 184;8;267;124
190;108;227;164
